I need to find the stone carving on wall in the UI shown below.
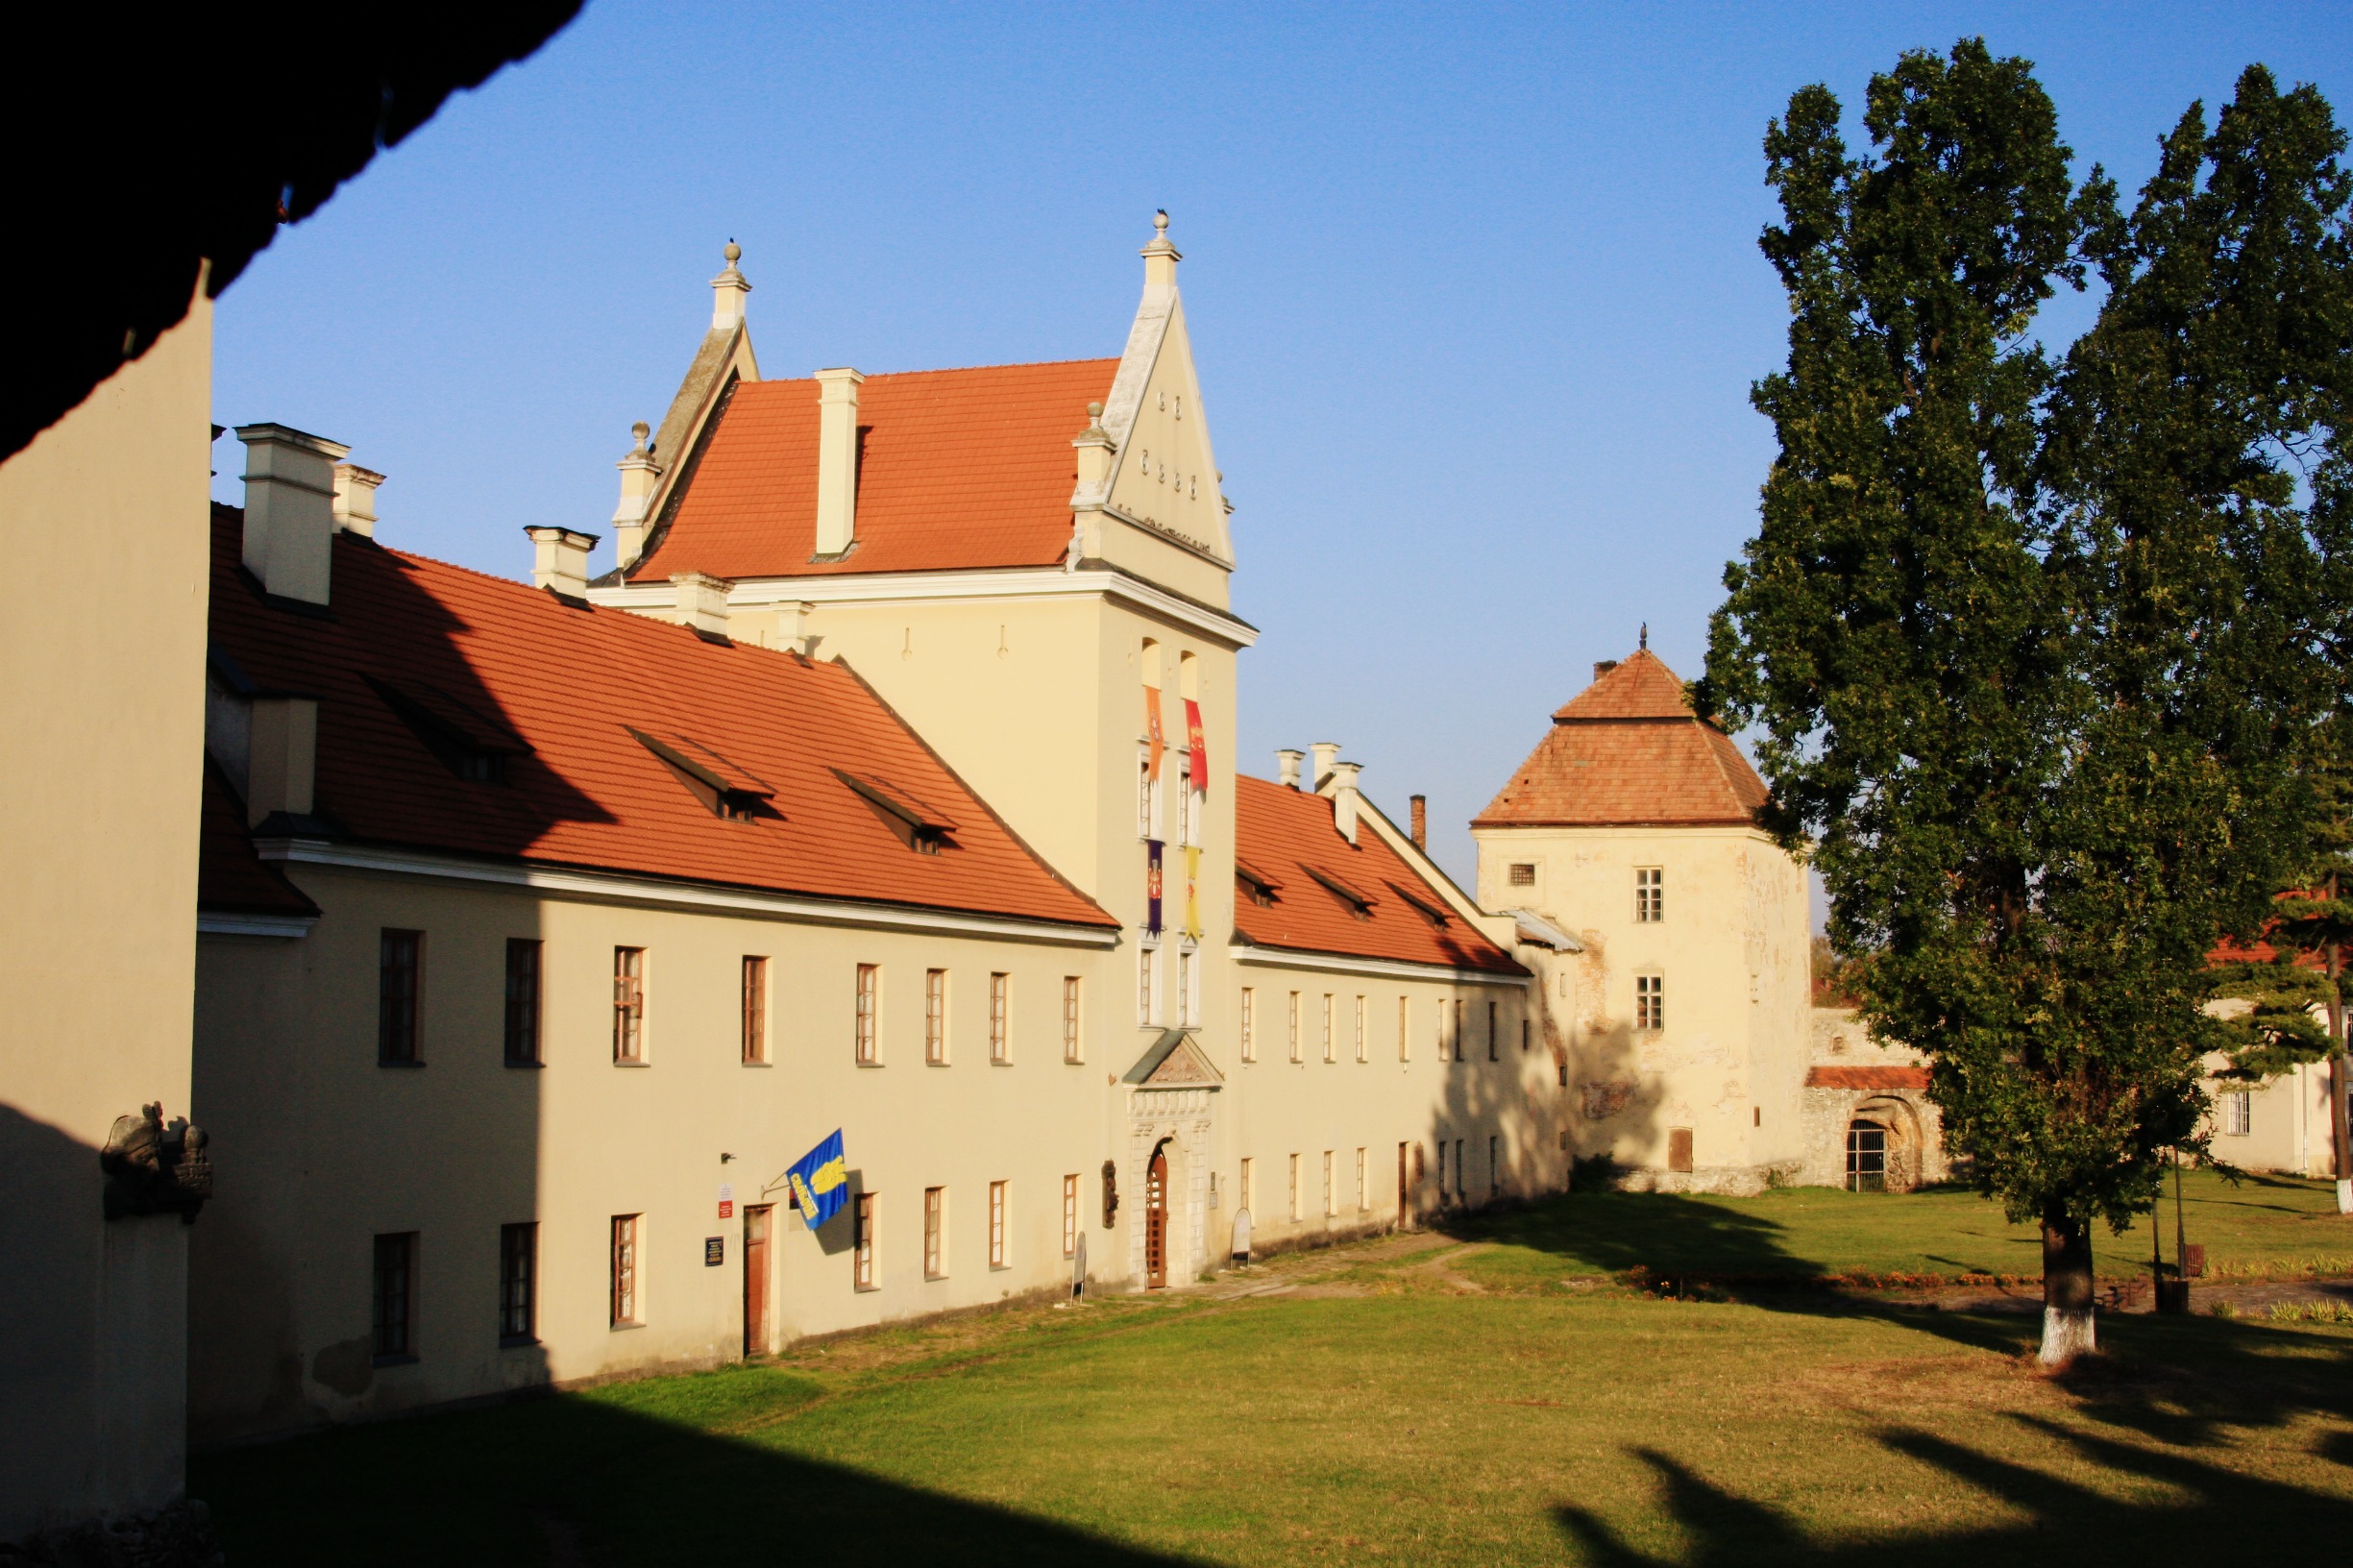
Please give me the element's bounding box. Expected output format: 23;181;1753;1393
99;1102;210;1222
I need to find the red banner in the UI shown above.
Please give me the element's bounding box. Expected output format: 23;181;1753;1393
1184;698;1206;793
1144;687;1165;781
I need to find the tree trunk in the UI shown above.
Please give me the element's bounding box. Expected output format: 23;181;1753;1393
2329;940;2349;1213
2040;1210;2096;1365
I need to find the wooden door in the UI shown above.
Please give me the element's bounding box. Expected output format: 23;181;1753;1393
1396;1141;1413;1230
1144;1145;1169;1289
743;1204;772;1356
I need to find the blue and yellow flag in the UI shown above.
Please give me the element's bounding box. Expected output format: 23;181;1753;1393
787;1130;849;1231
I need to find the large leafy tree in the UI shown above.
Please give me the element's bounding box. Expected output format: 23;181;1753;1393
1701;44;2353;1362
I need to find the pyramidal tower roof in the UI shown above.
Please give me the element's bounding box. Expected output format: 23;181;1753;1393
1475;648;1769;829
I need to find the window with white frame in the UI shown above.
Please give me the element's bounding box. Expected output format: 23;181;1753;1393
923;1187;945;1279
1239;987;1257;1063
1287;992;1302;1063
1322;993;1336;1063
1062;1174;1079;1257
1062;976;1083;1064
924;968;948;1065
1239;1157;1255;1218
1355;995;1367;1063
855;964;879;1065
1138;941;1160;1026
989;972;1010;1064
988;1180;1007;1268
1635;973;1664;1032
2221;1090;2252;1137
1177;945;1196;1027
1322;1150;1336;1217
1355;1147;1367;1212
1635;867;1664;923
1287;1153;1301;1220
1398;995;1410;1062
1137;743;1156;839
1175;752;1192;846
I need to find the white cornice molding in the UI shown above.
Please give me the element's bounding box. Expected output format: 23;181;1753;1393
587;565;1259;649
196;911;317;939
1232;941;1529;989
253;838;1122;948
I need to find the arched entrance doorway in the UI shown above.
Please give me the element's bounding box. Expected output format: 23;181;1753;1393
1144;1141;1170;1288
1846;1120;1887;1192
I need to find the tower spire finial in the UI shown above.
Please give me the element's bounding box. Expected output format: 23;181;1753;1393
1140;209;1181;287
1639;623;1649;650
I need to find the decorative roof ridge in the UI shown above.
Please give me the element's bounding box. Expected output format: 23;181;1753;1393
739;354;1123;386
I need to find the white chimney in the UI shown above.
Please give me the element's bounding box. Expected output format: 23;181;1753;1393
612;422;662;569
525;526;599;602
1276;748;1304;789
773;600;818;655
672;572;730;639
1330;760;1363;845
814;367;864;557
711;240;751;332
246;696;317;828
236;424;349;605
331;463;383;537
1310;741;1340;790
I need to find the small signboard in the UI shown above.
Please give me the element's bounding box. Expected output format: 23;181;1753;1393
704;1236;724;1266
718;1183;735;1220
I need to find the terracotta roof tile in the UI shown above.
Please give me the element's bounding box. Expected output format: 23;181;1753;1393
197;756;320;918
1234;775;1523;975
1806;1066;1930;1091
629;358;1120;582
1476;649;1769;828
203;505;1114;930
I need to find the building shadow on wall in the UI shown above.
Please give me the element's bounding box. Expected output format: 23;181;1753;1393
192;1369;1204;1568
1556;1381;2353;1565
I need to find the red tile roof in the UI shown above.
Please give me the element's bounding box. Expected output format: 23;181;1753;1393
1806;1066;1930;1091
1474;649;1769;829
204;506;1114;930
198;757;319;919
1234;775;1524;975
628;358;1121;582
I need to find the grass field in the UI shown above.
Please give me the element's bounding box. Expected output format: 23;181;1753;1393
192;1175;2353;1566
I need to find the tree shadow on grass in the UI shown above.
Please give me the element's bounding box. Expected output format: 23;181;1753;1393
192;1366;1204;1568
1557;1413;2353;1565
1444;1191;1824;1278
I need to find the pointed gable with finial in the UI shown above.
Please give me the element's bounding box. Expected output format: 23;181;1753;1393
1474;647;1770;828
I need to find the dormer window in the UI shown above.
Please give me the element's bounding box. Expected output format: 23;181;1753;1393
838;771;958;854
629;729;775;821
1387;881;1453;931
1236;858;1283;909
368;675;526;784
1306;866;1378;921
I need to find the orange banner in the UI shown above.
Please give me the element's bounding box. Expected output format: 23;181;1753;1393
1144;687;1165;781
1184;698;1206;793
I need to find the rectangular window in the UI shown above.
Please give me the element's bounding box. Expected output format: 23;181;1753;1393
1399;995;1410;1062
1453;999;1466;1063
1138;943;1159;1026
1635;867;1664;923
989;1180;1007;1268
612;946;645;1063
609;1214;640;1326
1355;995;1367;1063
1356;1147;1368;1213
1636;973;1664;1033
1322;1150;1336;1217
1062;1174;1079;1257
1522;1017;1531;1054
1489;1136;1501;1195
1239;1157;1254;1218
856;964;879;1064
1322;994;1336;1063
499;1222;537;1343
1239;988;1257;1063
1508;862;1536;887
990;973;1010;1063
379;929;422;1064
1063;976;1083;1063
923;1188;945;1279
502;938;540;1066
853;1193;876;1289
372;1231;416;1360
1137;743;1156;838
1176;754;1192;846
925;968;948;1065
741;956;769;1065
1177;948;1195;1028
1488;1000;1499;1062
1287;992;1302;1064
1287;1154;1301;1221
2222;1090;2253;1137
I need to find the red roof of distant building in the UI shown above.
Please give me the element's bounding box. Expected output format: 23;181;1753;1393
628;358;1120;582
204;506;1113;930
1806;1066;1929;1091
1234;775;1524;975
1474;649;1769;829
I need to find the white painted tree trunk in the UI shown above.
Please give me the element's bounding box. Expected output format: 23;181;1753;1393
2337;1178;2350;1215
2039;1305;2096;1365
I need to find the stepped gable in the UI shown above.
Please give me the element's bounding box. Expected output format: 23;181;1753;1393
627;357;1122;582
1474;649;1769;829
1234;774;1524;975
203;505;1114;930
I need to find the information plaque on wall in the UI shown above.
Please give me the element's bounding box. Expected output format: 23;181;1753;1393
705;1236;724;1266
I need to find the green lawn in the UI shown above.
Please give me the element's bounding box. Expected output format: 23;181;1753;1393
192;1179;2353;1566
1448;1166;2353;1290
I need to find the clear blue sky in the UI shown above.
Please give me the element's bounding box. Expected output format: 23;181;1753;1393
211;2;2349;891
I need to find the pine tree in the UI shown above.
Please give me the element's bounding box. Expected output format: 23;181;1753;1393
1702;47;2353;1363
